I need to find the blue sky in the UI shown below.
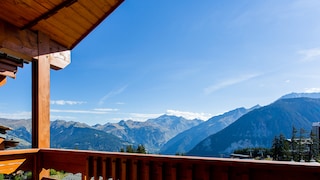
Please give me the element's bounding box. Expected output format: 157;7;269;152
2;0;320;125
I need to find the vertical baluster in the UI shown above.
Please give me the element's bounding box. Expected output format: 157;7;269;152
128;159;138;180
93;157;98;180
193;164;209;180
163;163;176;180
150;162;162;180
111;158;116;179
85;156;92;180
119;158;127;180
138;160;149;180
131;159;138;180
211;166;228;180
177;163;192;180
102;158;107;179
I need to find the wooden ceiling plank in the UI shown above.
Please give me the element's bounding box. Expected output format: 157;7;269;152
33;22;74;49
60;7;94;29
0;8;28;28
22;0;78;30
50;10;87;35
43;18;81;41
92;0;112;13
33;0;56;10
78;0;105;19
1;1;45;26
69;4;99;25
46;0;65;6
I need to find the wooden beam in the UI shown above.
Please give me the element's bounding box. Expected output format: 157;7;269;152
0;19;70;70
0;75;6;86
48;50;71;70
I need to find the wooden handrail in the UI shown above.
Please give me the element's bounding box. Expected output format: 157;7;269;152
39;148;320;180
0;149;39;175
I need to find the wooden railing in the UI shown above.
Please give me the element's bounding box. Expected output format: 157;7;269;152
1;148;320;179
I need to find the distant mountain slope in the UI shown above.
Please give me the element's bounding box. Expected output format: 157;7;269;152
51;120;129;151
160;106;259;155
93;115;203;153
188;98;320;157
0;118;31;149
280;92;320;99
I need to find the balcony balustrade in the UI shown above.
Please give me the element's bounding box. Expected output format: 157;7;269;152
1;148;320;180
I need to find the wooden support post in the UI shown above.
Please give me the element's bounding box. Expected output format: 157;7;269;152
32;31;51;148
32;55;50;148
32;32;51;180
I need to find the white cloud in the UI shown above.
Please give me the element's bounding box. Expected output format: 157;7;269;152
51;109;109;114
93;108;119;112
50;115;77;121
298;48;320;62
99;85;128;105
51;100;86;105
304;88;320;93
204;74;260;95
166;109;212;120
0;111;31;119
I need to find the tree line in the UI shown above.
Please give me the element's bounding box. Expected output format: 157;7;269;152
234;126;319;162
120;144;147;154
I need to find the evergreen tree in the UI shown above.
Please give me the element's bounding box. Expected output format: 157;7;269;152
298;128;306;161
125;145;135;153
271;134;289;161
310;131;317;160
272;136;280;160
136;144;147;154
290;126;298;161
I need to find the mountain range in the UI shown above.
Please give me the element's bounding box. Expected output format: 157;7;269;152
93;115;203;152
160;106;259;155
1;92;320;157
0;115;203;153
188;97;320;157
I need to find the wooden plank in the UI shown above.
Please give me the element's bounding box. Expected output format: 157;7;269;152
0;58;23;68
78;0;105;19
0;71;15;78
0;75;6;86
0;159;26;175
1;1;46;26
0;61;18;72
92;0;113;14
70;3;99;25
54;7;92;32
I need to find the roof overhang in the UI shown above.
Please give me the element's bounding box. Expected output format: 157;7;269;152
0;0;123;85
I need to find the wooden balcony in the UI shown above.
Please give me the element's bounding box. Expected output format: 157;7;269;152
1;148;320;180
